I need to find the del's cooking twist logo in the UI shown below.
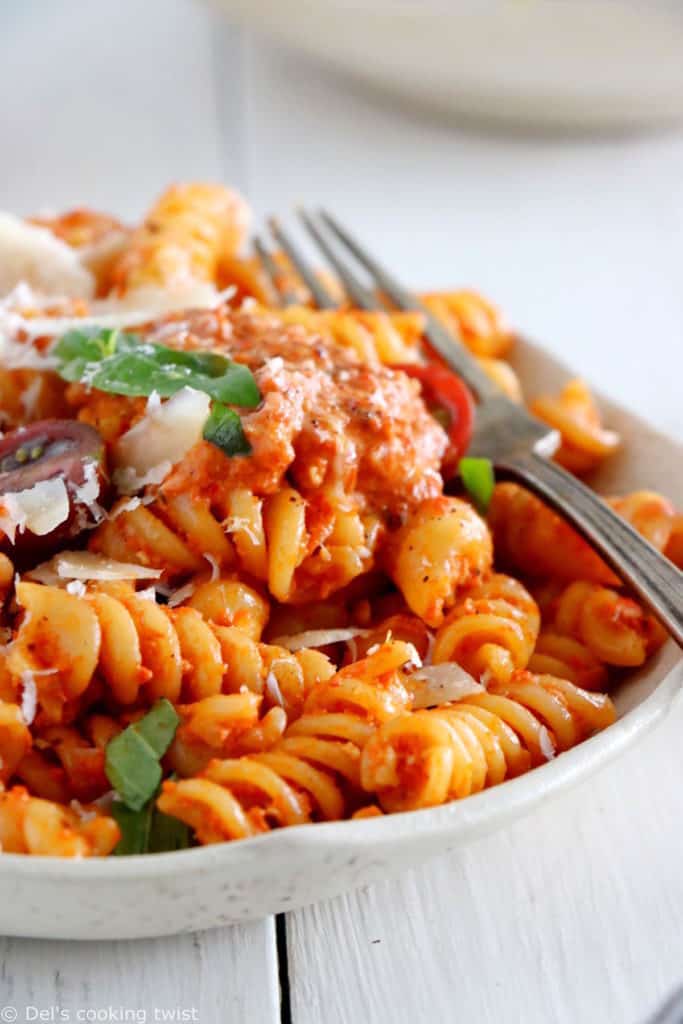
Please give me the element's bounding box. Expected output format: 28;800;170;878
0;1009;198;1022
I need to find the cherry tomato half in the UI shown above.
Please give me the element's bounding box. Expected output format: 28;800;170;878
397;363;475;477
0;419;106;561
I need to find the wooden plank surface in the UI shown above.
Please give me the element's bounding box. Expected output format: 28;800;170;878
0;920;279;1023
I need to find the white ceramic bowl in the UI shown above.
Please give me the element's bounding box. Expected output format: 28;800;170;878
1;337;680;939
208;0;683;130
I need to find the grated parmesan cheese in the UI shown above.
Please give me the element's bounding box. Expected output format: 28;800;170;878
264;671;285;708
19;671;38;725
0;213;94;299
112;386;210;495
271;627;371;652
28;550;162;584
407;663;483;709
71;459;106;527
0;476;70;542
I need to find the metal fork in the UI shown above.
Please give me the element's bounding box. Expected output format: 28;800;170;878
254;211;683;647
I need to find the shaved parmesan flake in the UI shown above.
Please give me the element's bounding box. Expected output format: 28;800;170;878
71;459;106;526
137;587;157;602
0;477;70;542
112;461;172;496
28;550;161;584
166;580;198;608
205;554;220;581
0;335;58;371
19;671;38;725
539;727;556;761
0;283;236;345
112;386;210;494
66;580;87;597
105;493;156;518
69;799;98;823
105;283;228;314
272;627;371;652
222;515;262;547
408;663;483;709
0;213;94;299
402;642;423;671
19;376;44;419
265;671;285;708
93;790;116;812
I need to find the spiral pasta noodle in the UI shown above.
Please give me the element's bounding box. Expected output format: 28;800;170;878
607;491;675;553
261;305;424;366
92;486;380;604
530;379;621;474
110;182;249;296
488;484;676;585
540;580;666;668
157;641;415;842
665;515;683;569
3;579;333;723
528;631;608;692
0;552;14;609
432;574;540;684
360;672;616;812
168;692;288;777
0;786;120;856
383;496;493;626
420;290;514;358
0;700;32;785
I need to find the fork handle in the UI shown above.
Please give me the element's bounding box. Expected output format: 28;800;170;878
497;450;683;648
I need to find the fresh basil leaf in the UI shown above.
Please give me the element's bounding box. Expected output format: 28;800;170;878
105;730;162;812
111;800;154;855
53;327;260;407
133;698;180;759
458;457;495;515
105;699;180;811
53;327;133;382
148;808;192;853
111;799;191;855
203;402;252;456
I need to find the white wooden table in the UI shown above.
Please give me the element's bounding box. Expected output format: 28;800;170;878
2;2;683;1021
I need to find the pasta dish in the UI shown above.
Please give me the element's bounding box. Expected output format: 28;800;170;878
0;183;679;857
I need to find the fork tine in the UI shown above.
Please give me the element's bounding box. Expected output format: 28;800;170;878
298;209;379;311
318;210;498;399
268;216;339;310
253;236;300;307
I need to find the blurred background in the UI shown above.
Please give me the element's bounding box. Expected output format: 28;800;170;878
2;0;683;438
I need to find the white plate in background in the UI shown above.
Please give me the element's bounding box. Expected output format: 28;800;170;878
207;0;683;130
0;336;680;940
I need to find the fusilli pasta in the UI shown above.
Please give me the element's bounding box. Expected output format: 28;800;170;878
0;180;673;857
360;673;615;812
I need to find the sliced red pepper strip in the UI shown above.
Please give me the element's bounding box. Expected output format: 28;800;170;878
397;363;475;477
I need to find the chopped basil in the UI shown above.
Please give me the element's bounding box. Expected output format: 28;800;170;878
105;699;180;811
148;808;191;853
458;457;495;515
203;401;252;457
112;799;191;856
53;327;260;407
111;800;154;856
133;697;182;758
